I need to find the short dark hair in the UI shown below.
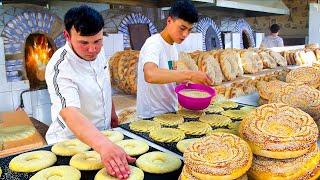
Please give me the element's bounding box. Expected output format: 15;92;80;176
64;5;104;36
270;24;280;33
169;0;199;24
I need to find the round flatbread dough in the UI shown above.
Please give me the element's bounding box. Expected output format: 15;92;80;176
153;113;184;126
178;122;212;135
149;128;185;143
204;104;224;114
9;150;57;172
51;139;91;156
177;109;204;118
176;138;200;153
221;110;248;120
136;151;182;174
116;139;149;156
214;101;238;109
95;165;144;180
0;125;35;142
199;114;232;127
129;120;161;133
70;151;103;170
101;130;124;142
30;165;81;180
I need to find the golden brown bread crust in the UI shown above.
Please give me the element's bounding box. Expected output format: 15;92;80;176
240;50;263;74
109;50;139;94
249;147;320;180
269;51;287;67
269;84;320;122
219;50;243;80
184;133;252;180
239;103;318;159
286;67;320;88
256;80;287;100
258;51;277;68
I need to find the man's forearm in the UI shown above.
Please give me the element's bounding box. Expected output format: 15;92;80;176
60;107;112;153
145;68;191;84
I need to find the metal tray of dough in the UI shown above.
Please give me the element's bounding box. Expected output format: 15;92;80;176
120;103;256;156
0;135;183;180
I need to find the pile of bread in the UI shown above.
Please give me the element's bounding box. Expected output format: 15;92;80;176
181;132;252;180
178;48;288;84
109;50;139;95
108;47;320;96
257;66;320;124
282;48;320;66
214;69;289;99
239;103;320;179
177;102;320;179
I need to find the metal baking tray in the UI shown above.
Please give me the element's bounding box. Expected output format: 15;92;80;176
120;103;256;156
0;136;183;180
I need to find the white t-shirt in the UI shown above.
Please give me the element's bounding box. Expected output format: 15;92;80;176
260;35;284;48
45;43;112;144
137;34;179;118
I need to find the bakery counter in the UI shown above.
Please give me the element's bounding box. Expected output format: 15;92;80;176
0;127;183;180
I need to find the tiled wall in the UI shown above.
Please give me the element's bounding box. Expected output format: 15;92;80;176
103;34;124;61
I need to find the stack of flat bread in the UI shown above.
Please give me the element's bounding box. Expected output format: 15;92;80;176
109;50;139;95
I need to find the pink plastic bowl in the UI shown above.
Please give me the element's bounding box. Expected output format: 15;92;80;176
175;83;216;110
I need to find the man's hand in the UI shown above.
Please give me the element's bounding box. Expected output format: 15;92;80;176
111;114;119;128
189;71;214;86
99;142;136;179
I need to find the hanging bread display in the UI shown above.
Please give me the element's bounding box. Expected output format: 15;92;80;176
109;50;139;95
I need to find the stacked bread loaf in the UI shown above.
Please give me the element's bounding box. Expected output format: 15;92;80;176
109;50;139;95
107;48;320;96
181;133;252;180
239;103;320;179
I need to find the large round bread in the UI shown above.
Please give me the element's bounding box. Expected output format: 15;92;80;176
286;66;320;88
239;103;318;159
184;133;252;180
249;147;320;180
256;80;288;100
269;84;320;122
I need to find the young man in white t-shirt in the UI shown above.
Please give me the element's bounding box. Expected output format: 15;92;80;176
137;0;213;118
45;6;134;179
